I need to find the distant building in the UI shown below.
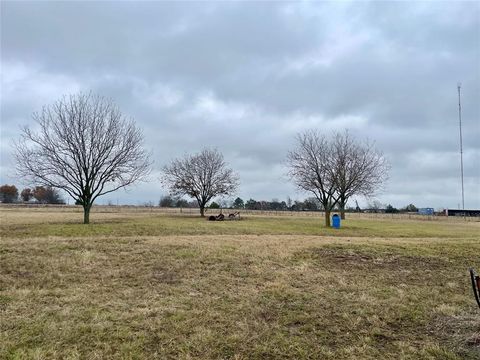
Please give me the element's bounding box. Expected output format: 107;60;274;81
445;209;480;217
418;208;434;215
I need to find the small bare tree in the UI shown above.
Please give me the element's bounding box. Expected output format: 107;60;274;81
161;148;239;217
286;131;339;227
331;131;390;219
14;93;151;224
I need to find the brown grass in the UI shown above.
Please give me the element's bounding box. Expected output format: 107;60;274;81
1;207;479;359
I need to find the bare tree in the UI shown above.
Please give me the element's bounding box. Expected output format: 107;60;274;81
331;131;390;219
14;93;151;224
286;131;339;227
161;148;239;217
368;200;385;213
286;129;389;226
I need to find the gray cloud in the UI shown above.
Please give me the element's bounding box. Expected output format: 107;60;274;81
1;1;479;209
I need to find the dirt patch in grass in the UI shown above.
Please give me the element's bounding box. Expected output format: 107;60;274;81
296;245;450;271
151;265;184;285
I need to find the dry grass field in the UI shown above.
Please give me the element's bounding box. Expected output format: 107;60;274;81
1;206;479;359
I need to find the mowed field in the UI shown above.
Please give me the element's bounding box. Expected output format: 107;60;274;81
1;207;479;359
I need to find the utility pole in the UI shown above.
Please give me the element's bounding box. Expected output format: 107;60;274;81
457;83;465;213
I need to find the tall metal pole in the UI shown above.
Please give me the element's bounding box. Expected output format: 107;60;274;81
457;83;465;212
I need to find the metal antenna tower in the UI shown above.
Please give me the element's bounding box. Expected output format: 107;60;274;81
457;83;465;212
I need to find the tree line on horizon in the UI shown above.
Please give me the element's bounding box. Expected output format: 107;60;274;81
0;184;65;204
11;92;389;225
158;195;322;212
157;194;419;214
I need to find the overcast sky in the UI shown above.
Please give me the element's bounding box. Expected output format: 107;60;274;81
1;1;479;209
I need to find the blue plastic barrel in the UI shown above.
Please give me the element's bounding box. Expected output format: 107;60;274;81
332;214;341;229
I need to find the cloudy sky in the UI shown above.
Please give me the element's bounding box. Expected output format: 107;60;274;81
1;1;479;209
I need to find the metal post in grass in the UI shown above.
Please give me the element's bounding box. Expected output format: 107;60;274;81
469;268;480;309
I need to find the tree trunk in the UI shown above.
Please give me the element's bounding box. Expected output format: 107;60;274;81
83;203;91;224
340;200;346;220
200;206;205;217
324;209;331;227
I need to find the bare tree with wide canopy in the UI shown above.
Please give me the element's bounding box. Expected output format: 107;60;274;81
331;131;390;219
161;148;239;217
14;92;151;224
287;131;339;227
287;130;389;227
